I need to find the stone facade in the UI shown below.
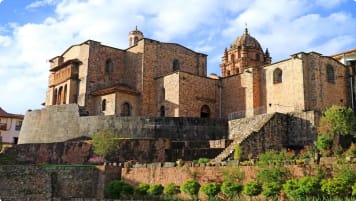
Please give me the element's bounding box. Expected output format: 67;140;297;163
44;27;352;120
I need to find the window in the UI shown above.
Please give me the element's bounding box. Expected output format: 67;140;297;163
15;120;22;131
105;59;113;73
134;36;139;45
121;102;131;116
231;54;235;62
256;53;260;61
160;105;165;117
101;99;107;111
326;64;335;83
173;59;180;71
200;105;210;118
273;68;283;84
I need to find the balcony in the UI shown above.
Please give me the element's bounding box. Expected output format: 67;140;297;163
0;123;6;131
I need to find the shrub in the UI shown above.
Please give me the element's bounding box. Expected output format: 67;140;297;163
221;167;245;183
147;184;164;196
106;180;134;199
164;183;180;195
314;135;333;152
234;145;242;160
352;182;356;196
262;182;282;198
134;183;149;196
283;178;300;199
197;158;211;164
257;150;283;166
298;176;321;197
321;178;348;197
180;179;201;199
200;182;220;199
221;181;243;198
243;181;262;197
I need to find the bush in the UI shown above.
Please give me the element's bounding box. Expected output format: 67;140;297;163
257;150;283;166
91;129;118;158
134;183;149;196
321;178;348;197
221;167;245;183
314;135;333;151
234;145;242;160
180;179;201;199
164;183;180;195
221;181;243;198
262;182;282;198
352;182;356;196
106;180;134;199
243;181;262;197
283;176;321;199
147;184;164;196
200;182;220;199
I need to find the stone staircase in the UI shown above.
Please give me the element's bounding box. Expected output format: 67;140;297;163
210;113;276;164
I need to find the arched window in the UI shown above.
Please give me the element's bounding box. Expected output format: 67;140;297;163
256;53;260;61
101;99;107;111
273;68;283;84
58;87;63;105
105;59;113;73
134;36;139;45
53;88;58;105
173;59;180;71
231;54;235;62
160;105;165;117
326;64;335;83
121;102;131;116
200;105;210;118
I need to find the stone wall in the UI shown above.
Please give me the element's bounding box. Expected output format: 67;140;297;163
0;165;120;201
19;104;228;144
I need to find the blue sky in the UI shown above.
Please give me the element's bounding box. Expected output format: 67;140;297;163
0;0;355;114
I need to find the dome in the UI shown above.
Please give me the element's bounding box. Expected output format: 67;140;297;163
231;28;262;51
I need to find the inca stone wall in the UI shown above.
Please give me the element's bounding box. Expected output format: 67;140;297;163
19;104;228;144
0;165;120;201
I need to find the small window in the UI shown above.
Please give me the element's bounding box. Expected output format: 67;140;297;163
256;53;260;61
101;99;107;111
231;54;235;62
134;36;139;45
121;102;131;116
201;105;210;118
105;59;113;73
15;120;22;131
173;59;180;71
326;64;335;83
160;105;165;117
273;68;283;84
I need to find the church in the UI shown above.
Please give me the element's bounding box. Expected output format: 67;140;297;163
45;27;350;119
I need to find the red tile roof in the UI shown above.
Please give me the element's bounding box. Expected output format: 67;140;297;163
0;107;24;119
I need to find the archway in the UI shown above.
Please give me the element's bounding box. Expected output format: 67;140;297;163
200;105;210;118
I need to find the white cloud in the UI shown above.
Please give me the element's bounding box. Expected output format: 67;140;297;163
0;0;355;113
26;0;57;9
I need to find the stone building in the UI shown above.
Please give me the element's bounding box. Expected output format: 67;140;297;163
0;107;24;144
45;27;350;119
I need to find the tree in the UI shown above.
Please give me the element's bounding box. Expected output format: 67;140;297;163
221;181;243;199
163;183;180;195
200;182;220;199
352;182;356;196
106;180;134;199
147;184;164;196
181;179;201;200
91;129;118;159
243;181;262;197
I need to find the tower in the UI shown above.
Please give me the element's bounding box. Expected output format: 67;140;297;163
220;28;271;77
128;26;144;47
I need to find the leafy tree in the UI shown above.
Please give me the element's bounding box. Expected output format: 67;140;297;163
318;105;356;137
200;182;220;199
134;183;149;196
221;181;243;199
262;182;282;199
106;180;134;199
180;179;201;200
243;181;262;197
91;129;118;159
163;183;180;195
147;184;164;196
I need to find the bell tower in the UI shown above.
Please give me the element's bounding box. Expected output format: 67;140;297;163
220;28;271;77
128;26;144;47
